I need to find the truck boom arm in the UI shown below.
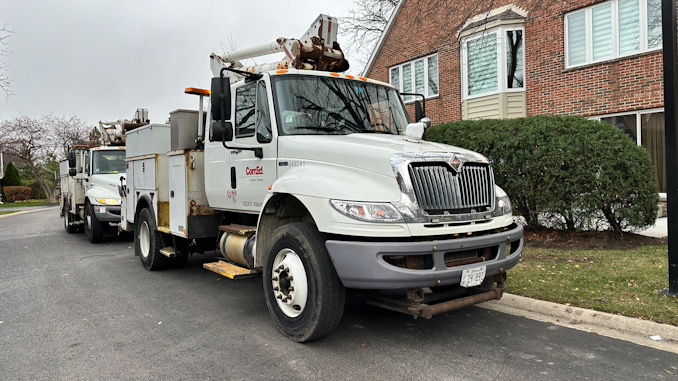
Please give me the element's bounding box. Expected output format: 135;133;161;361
210;14;349;81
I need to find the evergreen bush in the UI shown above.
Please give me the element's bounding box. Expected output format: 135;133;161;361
426;115;658;232
3;162;22;187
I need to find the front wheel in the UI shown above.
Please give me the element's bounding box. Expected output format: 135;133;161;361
263;223;345;342
84;203;104;243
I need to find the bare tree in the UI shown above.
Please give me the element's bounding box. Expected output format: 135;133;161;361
0;22;13;98
340;0;399;72
0;115;91;202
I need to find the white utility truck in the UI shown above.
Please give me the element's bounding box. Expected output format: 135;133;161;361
59;109;148;242
119;15;523;342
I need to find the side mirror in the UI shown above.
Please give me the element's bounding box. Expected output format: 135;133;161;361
68;168;77;177
210;121;233;142
67;150;76;168
414;100;424;122
211;77;231;121
405;122;426;140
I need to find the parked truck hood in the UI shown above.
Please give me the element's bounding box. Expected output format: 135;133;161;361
88;173;126;200
277;134;485;176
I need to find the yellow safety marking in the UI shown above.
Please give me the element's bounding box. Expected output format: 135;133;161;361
203;260;258;279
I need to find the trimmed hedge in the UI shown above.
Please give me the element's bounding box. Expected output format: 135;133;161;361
2;186;32;202
426;115;658;232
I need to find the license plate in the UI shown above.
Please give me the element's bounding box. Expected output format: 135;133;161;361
460;266;486;288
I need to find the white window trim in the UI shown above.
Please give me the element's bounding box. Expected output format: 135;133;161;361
565;0;661;69
389;53;439;104
460;26;526;101
590;107;666;197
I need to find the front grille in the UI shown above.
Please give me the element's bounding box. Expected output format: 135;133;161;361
408;163;494;214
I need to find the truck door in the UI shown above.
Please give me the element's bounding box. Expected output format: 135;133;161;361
230;79;276;213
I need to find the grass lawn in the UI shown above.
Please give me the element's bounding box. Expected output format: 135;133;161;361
0;210;16;215
507;245;678;326
0;199;58;207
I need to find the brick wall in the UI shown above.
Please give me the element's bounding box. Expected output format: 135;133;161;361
365;0;669;124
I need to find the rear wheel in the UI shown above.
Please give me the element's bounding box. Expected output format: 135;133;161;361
84;203;104;243
263;223;345;342
63;202;76;234
135;207;168;271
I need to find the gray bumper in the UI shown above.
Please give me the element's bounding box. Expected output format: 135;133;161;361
93;205;122;223
325;223;523;290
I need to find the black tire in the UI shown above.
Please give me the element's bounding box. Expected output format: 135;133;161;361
84;203;104;243
262;222;345;342
135;207;168;271
63;202;76;234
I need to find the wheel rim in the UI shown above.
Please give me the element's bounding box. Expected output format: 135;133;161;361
85;209;92;234
271;248;308;318
139;221;150;259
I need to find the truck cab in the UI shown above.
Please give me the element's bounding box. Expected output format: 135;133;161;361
61;145;126;242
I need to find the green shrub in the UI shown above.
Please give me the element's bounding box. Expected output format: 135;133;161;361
3;162;22;187
427;115;658;232
2;186;32;202
27;180;47;200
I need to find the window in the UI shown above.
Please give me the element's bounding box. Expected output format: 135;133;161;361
389;54;439;102
461;27;524;99
565;0;662;68
593;109;666;193
235;81;271;140
255;82;272;143
235;82;256;138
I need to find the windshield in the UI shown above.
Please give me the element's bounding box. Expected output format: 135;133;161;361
92;150;126;174
273;75;410;136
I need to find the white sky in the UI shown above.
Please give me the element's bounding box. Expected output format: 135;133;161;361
1;0;359;126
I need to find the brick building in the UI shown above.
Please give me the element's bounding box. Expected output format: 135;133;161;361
364;0;669;193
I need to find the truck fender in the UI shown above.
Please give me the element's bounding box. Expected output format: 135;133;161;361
255;193;315;268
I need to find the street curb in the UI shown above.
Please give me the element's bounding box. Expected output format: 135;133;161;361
479;293;678;354
0;206;58;219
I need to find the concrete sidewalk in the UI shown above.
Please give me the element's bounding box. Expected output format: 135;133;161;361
638;217;668;238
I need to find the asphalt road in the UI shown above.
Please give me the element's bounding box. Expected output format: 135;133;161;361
1;208;676;380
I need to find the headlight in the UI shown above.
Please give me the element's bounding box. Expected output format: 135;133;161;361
496;195;512;215
95;198;120;206
330;200;404;223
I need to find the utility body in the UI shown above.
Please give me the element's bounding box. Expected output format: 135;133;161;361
59;109;148;242
119;15;524;342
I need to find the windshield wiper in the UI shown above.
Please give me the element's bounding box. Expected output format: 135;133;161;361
354;130;396;135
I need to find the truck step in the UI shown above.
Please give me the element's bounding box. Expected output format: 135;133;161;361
203;260;259;279
218;224;256;235
159;247;177;258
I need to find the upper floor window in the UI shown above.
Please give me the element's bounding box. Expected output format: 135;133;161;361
461;27;525;99
389;53;439;102
565;0;662;68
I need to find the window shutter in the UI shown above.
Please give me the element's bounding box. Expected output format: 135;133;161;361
402;63;412;101
427;55;439;96
390;67;400;89
567;12;587;66
618;0;640;55
592;4;613;60
467;33;498;96
415;59;425;95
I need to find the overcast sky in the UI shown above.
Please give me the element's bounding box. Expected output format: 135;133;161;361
1;0;359;126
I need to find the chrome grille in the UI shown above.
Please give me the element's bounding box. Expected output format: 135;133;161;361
408;163;494;214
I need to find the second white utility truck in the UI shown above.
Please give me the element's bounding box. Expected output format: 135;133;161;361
60;109;148;242
120;15;523;342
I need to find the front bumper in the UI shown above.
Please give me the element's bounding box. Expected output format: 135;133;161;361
325;223;523;289
92;205;122;222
